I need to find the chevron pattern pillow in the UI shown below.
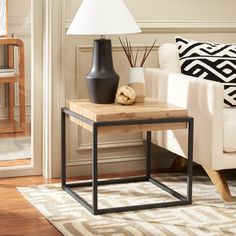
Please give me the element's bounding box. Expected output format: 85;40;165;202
175;36;236;107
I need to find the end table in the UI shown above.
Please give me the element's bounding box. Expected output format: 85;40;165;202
61;97;193;215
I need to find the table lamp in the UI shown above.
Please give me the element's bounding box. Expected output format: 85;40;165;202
67;0;141;104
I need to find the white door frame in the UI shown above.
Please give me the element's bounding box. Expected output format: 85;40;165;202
0;0;43;178
42;0;66;178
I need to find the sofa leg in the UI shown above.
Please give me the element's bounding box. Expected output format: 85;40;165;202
171;156;187;171
203;167;232;202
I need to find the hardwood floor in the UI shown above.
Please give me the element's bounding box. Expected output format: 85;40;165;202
0;158;31;167
0;171;147;236
0;176;62;236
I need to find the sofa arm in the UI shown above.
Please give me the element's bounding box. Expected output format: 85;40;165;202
144;68;224;169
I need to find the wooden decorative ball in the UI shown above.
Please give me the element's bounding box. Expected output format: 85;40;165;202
116;86;136;105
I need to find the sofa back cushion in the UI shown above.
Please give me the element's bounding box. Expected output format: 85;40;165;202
159;43;181;73
175;36;236;107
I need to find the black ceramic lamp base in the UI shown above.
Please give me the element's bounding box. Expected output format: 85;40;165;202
86;39;119;104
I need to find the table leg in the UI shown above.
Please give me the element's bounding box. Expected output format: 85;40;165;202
146;131;151;179
8;82;14;121
19;78;25;126
6;45;14;121
61;108;66;186
187;118;194;203
92;124;98;215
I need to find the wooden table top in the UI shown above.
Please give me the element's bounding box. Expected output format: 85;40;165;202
66;97;188;122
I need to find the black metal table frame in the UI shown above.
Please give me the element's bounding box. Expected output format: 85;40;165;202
61;107;194;215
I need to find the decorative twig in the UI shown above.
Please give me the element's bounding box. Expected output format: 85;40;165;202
140;45;148;68
129;41;134;67
140;38;157;67
119;37;157;67
134;48;139;67
126;38;133;67
119;37;133;67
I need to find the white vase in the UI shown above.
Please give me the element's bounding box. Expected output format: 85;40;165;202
128;67;146;103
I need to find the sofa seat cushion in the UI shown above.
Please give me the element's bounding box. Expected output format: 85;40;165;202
224;108;236;152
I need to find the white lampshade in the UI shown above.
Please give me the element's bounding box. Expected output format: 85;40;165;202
67;0;141;35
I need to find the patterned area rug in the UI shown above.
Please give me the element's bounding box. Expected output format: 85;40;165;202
18;174;236;236
0;136;31;161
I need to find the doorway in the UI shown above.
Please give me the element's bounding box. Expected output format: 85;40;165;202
0;0;43;178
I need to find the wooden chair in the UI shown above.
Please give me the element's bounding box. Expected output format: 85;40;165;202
0;38;25;133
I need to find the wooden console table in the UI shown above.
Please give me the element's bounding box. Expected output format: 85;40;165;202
61;98;194;215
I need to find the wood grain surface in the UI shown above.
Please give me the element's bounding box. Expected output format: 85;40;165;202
66;97;188;133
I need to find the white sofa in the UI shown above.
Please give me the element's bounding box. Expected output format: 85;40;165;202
145;43;235;201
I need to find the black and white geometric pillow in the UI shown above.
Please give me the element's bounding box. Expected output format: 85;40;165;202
175;36;236;107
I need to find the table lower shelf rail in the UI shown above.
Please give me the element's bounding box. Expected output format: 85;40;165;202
62;175;191;215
